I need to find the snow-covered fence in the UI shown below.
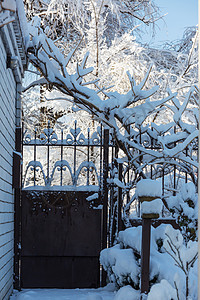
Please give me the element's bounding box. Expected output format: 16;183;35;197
23;123;198;190
105;126;198;245
120;126;197;189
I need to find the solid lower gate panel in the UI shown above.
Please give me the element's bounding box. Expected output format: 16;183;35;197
21;190;102;288
21;256;100;288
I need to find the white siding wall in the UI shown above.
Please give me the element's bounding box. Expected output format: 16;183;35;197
0;33;17;299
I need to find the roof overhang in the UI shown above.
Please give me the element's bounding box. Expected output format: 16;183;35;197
0;0;27;83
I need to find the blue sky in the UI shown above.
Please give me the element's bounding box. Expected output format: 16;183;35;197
142;0;198;47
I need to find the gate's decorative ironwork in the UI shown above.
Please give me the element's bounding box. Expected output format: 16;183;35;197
22;122;112;194
22;122;198;194
22;122;111;189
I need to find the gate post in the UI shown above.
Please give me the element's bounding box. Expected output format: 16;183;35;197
140;218;151;298
102;129;109;285
13;127;22;290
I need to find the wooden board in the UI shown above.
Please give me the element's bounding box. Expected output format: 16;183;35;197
21;190;102;288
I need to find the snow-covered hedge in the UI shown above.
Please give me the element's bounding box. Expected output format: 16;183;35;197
166;182;198;242
101;183;198;299
101;223;197;299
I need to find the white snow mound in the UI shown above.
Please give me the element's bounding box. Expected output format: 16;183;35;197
136;179;161;197
141;198;163;215
114;286;140;300
147;279;178;300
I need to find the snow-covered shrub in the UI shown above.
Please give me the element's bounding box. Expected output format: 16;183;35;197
100;244;140;289
163;226;198;300
100;223;198;299
147;279;178;300
166;182;198;242
101;225;174;290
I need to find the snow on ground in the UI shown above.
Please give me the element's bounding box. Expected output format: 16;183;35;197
10;285;116;300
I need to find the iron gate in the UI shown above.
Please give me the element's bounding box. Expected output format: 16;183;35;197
15;123;110;289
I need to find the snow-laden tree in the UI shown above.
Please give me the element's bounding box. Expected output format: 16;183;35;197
23;20;198;189
22;0;197;136
22;21;198;129
22;0;164;128
23;0;162;41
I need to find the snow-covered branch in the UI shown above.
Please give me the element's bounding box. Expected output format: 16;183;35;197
23;20;198;186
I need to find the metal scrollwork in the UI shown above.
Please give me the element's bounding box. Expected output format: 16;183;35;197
91;132;100;145
24;133;31;144
77;133;86;145
27;191;78;214
141;133;151;147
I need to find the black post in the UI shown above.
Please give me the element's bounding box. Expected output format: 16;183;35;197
14;127;22;290
118;163;123;232
102;129;109;286
140;218;151;298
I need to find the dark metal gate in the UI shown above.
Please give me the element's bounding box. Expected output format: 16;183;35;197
15;123;110;289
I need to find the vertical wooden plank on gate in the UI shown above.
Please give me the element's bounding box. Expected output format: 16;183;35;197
14;127;22;290
102;128;109;286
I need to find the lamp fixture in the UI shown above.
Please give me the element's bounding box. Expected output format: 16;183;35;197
7;55;19;69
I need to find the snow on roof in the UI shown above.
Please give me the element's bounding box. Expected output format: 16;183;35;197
15;0;28;40
0;0;16;27
1;0;16;11
0;0;28;54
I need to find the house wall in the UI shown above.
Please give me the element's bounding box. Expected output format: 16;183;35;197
0;14;25;298
0;32;16;300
